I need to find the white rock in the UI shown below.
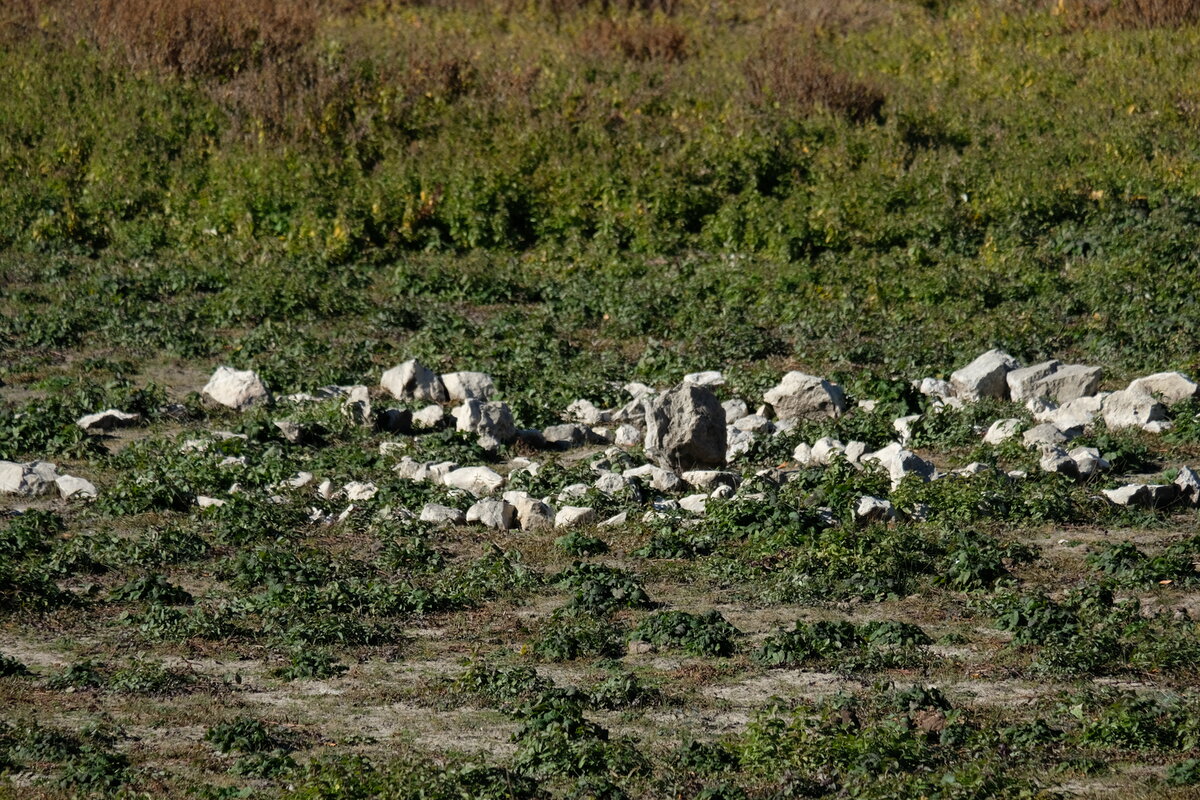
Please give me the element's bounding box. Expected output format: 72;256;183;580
845;441;868;465
1068;446;1109;478
0;460;58;496
725;429;756;462
442;371;495;402
381;359;447;403
566;399;611;426
679;494;708;514
55;475;96;500
219;456;247;469
1174;467;1200;506
316;479;335;500
420;503;466;526
466;498;517;530
1010;361;1103;403
557;483;590;503
600;511;628;527
893;415;921;445
555;506;596;528
733;414;774;434
792;443;813;467
984;418;1022;445
623;382;655;400
286;472;314;488
452;399;517;450
957;462;992;476
1127;372;1200;405
196;495;226;508
1007;361;1061;403
1103;483;1179;509
684;370;724;387
1039;446;1079;478
710;484;735;499
862;443;934;487
412;405;445;429
202;367;270;410
428;461;459;482
614;424;642;447
1039;395;1106;430
681;470;739;491
644;383;727;470
443;466;504;496
594;472;634;495
855;495;895;523
623;464;683;493
1040;364;1104;403
1102;388;1167;431
274;420;305;443
76;409;140;433
343;481;378;501
950;349;1018;401
811;437;846;466
1143;420;1173;434
722;399;749;424
1023;423;1075;448
501;490;555;530
764;372;846;421
341;385;372;425
916;377;954;398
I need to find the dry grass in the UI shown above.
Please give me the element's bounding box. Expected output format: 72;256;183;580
1060;0;1200;28
581;18;690;61
744;28;885;123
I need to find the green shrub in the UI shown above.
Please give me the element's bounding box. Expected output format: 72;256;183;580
628;610;740;657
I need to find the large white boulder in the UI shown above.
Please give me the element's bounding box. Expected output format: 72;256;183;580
442;371;495;402
643;383;726;470
443;466;504;496
0;460;58;496
76;409;140;433
764;372;846;421
381;359;447;403
452;399;517;451
202;367;270;410
950;349;1018;401
1102;388;1167;431
1126;372;1200;406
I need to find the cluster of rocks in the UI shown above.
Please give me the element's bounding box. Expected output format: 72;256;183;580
0;460;95;500
11;352;1200;521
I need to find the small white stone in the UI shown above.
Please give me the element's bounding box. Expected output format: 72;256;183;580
555;506;596;528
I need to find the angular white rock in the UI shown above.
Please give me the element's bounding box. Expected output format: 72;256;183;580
855;495;895;523
555;506;596;529
916;377;954;398
442;371;495;402
452;399;517;450
55;474;97;500
443;466;504;496
1102;388;1167;431
1127;372;1200;405
863;443;934;488
950;349;1018;401
764;372;847;421
721;399;749;424
76;409;140;433
0;460;58;496
643;383;726;470
420;503;467;526
411;405;445;429
1007;360;1060;403
343;481;378;501
984;418;1023;445
1023;423;1075;448
679;494;708;514
614;424;642;447
466;498;517;530
1038;446;1079;478
733;414;774;434
1174;467;1200;506
684;370;724;387
811;437;846;466
381;359;447;403
202;367;270;410
1102;483;1179;509
681;470;739;491
893;415;921;446
623;464;684;493
502;490;555;530
566;399;611;426
1068;446;1109;478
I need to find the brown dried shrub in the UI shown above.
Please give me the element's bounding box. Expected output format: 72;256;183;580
581;18;689;61
1060;0;1200;28
744;30;885;124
